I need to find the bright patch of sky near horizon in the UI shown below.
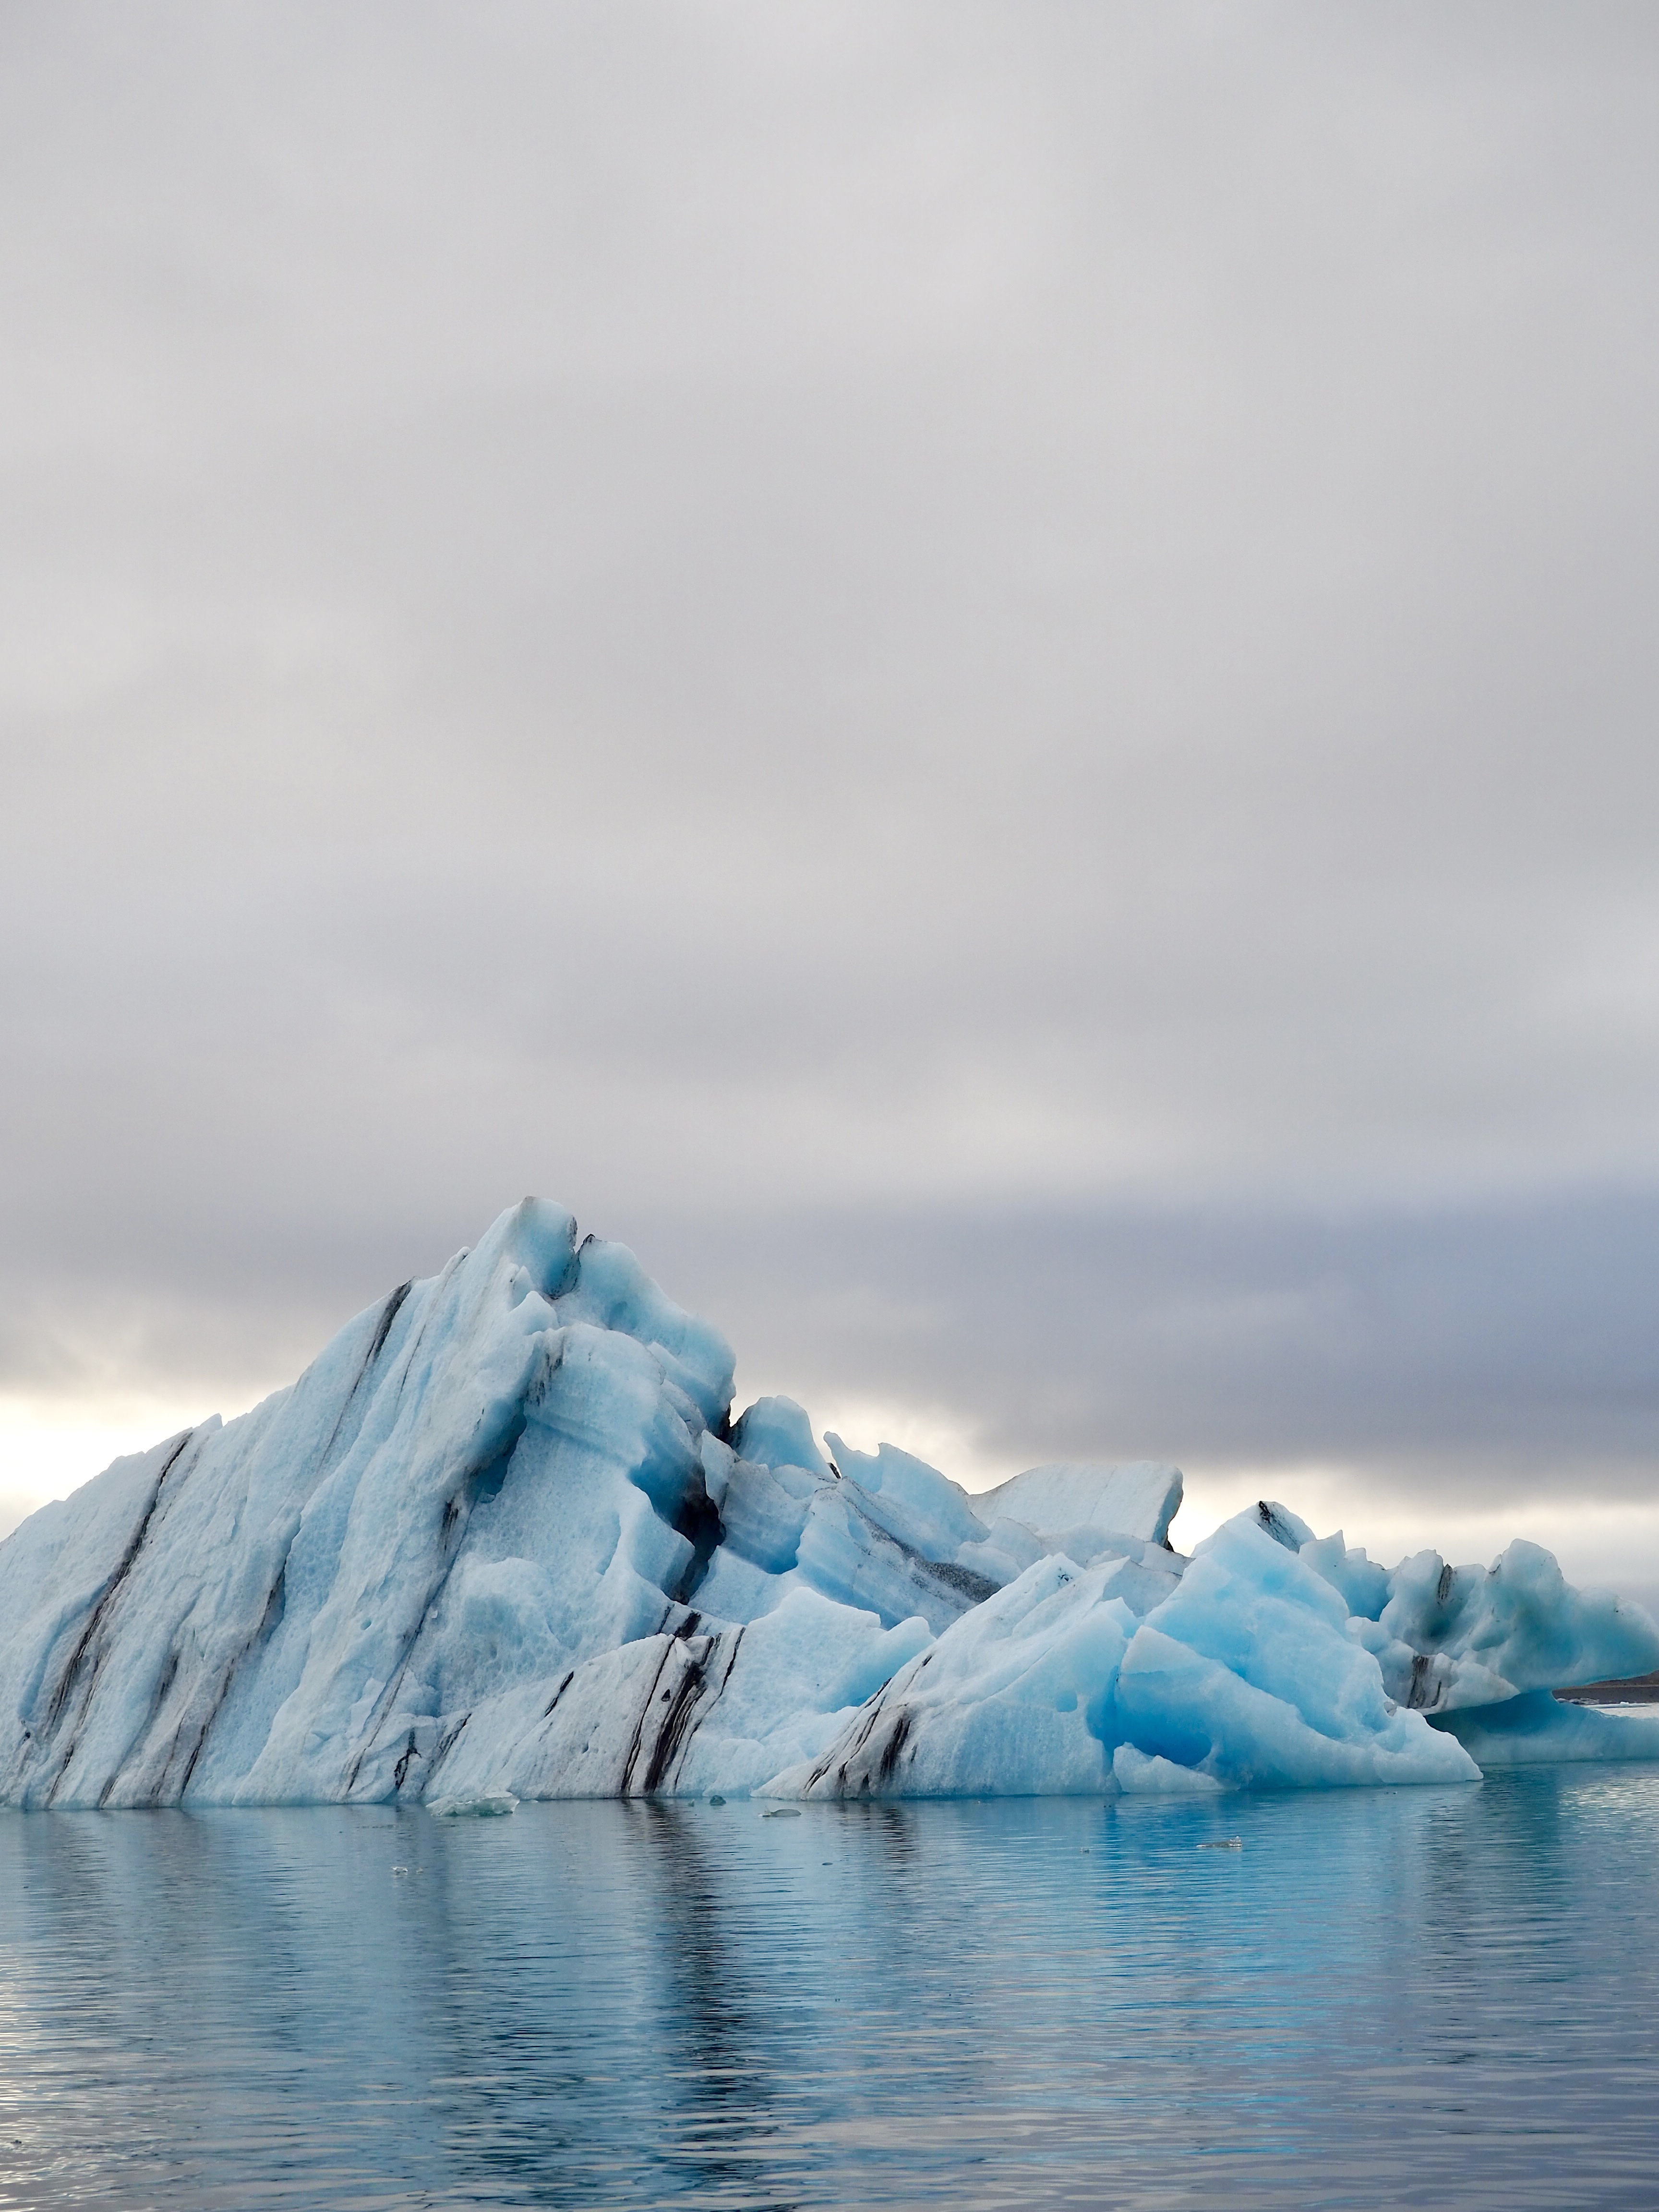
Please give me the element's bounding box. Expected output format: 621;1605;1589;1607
3;3;1659;1605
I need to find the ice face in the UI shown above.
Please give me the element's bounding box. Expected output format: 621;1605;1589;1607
763;1558;1143;1801
0;1198;1652;1808
1112;1516;1480;1791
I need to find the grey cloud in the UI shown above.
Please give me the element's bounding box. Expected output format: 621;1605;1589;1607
642;1194;1659;1497
6;1187;1656;1518
3;4;1659;1535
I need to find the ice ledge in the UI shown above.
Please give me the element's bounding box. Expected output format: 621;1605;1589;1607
973;1462;1183;1550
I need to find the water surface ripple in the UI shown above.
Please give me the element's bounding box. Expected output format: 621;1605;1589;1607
0;1768;1655;2208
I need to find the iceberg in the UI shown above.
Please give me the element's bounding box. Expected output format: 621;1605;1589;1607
0;1199;1652;1809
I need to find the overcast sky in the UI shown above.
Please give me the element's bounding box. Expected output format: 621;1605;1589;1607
4;3;1659;1600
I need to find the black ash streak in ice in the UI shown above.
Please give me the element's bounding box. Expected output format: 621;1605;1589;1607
0;1199;1655;1811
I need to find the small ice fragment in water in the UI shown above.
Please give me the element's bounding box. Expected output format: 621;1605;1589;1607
1196;1838;1243;1850
391;1865;410;1877
708;1794;726;1805
426;1792;517;1818
761;1808;802;1818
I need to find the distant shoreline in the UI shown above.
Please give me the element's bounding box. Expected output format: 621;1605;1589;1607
1554;1672;1659;1706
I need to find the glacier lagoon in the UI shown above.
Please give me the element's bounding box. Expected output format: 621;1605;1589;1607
4;1196;1659;2207
2;1771;1659;2208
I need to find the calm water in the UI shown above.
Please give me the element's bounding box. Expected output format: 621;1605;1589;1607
0;1768;1655;2209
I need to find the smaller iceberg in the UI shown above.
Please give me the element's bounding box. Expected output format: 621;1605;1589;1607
1300;1525;1659;1715
1430;1691;1659;1767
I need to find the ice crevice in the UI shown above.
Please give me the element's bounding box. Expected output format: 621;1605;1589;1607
0;1198;1655;1809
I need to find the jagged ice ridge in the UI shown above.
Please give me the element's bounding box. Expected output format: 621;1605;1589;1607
2;1200;1656;1810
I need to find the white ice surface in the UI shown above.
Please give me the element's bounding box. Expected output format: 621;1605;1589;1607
973;1461;1184;1550
0;1198;1653;1807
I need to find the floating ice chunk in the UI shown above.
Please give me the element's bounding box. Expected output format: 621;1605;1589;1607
1301;1534;1659;1715
1429;1688;1659;1765
974;1462;1184;1549
1113;1745;1230;1795
1379;1543;1659;1709
426;1791;517;1817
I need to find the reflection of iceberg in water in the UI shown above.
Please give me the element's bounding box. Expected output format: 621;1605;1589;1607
0;1198;1654;1807
2;1780;1657;2207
